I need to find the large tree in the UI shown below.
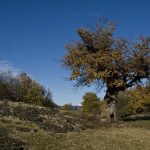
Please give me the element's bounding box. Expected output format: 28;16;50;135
63;20;150;121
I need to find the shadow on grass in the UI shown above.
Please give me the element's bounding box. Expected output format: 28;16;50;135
0;127;27;150
123;114;150;121
0;101;107;133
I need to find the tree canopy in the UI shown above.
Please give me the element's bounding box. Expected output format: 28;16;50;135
63;20;150;104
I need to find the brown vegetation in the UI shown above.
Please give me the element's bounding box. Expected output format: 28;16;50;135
0;100;150;150
63;19;150;121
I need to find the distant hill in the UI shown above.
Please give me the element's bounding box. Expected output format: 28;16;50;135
72;105;82;111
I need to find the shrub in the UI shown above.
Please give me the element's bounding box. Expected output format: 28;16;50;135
116;85;150;118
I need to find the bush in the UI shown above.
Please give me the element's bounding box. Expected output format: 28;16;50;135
116;85;150;118
116;92;132;118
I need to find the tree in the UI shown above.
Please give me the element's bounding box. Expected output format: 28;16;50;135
41;88;55;108
61;103;73;111
25;80;45;105
0;71;55;108
0;70;19;100
82;92;101;114
63;20;150;121
17;73;55;107
17;72;32;101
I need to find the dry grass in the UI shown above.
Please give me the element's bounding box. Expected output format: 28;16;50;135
0;100;150;150
0;115;150;150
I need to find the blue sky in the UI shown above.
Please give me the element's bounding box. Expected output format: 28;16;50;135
0;0;150;105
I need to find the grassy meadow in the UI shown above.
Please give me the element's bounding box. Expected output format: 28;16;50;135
0;100;150;150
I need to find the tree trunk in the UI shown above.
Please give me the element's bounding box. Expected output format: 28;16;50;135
101;100;117;122
101;85;127;122
101;89;118;122
109;100;117;122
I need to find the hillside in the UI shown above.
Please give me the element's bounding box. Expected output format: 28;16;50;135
0;100;150;150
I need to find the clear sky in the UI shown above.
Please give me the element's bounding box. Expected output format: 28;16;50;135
0;0;150;105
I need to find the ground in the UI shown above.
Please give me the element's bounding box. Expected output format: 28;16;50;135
0;100;150;150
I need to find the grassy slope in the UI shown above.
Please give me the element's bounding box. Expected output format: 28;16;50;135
0;100;150;150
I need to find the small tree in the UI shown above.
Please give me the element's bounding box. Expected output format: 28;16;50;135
0;70;19;100
43;88;56;108
82;92;101;114
63;20;150;121
25;80;45;105
61;103;73;111
17;72;32;101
